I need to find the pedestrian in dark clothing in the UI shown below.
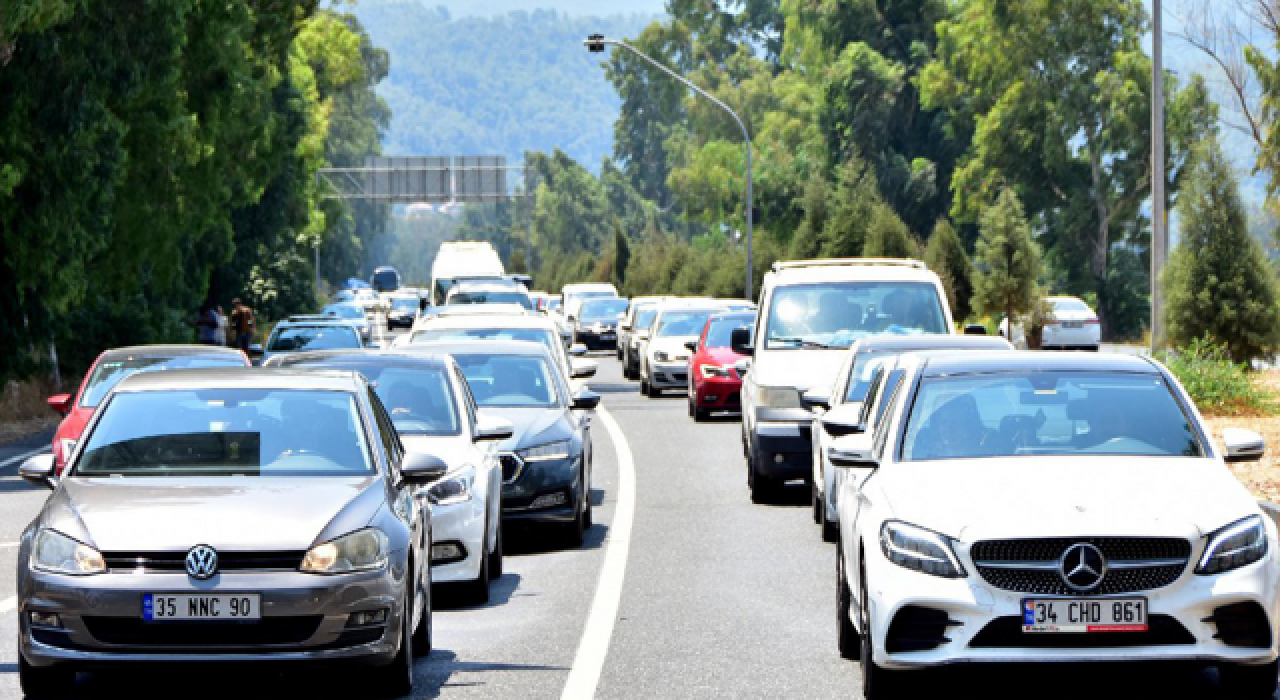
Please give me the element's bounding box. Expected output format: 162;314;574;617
230;298;256;352
196;302;221;345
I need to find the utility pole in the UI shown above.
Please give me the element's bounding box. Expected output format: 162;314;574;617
1151;0;1167;353
584;34;754;301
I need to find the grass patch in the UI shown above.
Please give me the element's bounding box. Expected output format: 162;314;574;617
1160;337;1275;416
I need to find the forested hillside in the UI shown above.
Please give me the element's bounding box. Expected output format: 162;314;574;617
350;3;657;168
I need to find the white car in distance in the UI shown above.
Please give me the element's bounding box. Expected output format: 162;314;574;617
999;295;1101;351
833;350;1278;698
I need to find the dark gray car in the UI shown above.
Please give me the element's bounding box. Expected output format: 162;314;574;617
17;368;438;697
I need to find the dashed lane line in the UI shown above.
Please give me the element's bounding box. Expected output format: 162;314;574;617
0;446;49;471
560;404;637;700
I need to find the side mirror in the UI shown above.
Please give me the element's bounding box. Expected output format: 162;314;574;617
735;359;750;378
828;434;877;469
730;327;754;356
400;451;449;483
572;389;601;410
963;323;988;336
683;340;698;352
571;358;598;379
19;454;57;489
1223;427;1266;463
802;388;831;411
569;343;588;357
47;394;73;417
474;414;515;442
821;403;866;437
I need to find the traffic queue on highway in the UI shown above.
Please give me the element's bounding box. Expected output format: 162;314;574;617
14;247;1280;698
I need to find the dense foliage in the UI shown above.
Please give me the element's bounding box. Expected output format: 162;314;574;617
0;2;390;380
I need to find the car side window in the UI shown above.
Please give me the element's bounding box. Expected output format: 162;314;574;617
858;366;888;423
872;376;907;459
367;388;403;467
453;366;478;433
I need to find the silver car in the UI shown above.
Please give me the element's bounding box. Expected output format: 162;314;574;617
17;368;438;697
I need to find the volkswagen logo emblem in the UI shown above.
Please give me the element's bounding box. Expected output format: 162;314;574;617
1059;543;1106;592
185;545;219;580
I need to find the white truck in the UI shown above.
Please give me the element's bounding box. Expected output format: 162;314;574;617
431;241;505;305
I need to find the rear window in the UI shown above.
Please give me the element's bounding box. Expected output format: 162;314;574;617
1052;298;1091;313
268;326;361;353
452;354;561;408
413;327;556;354
77;389;373;476
80;355;247;408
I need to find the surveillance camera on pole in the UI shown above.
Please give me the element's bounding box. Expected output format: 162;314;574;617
584;34;606;53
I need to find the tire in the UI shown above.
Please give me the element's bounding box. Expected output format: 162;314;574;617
687;395;695;418
812;482;823;524
19;656;74;699
489;515;504;580
582;469;594;528
463;515;492;605
860;558;902;698
1219;660;1279;698
372;592;415;698
837;548;860;660
562;487;586;548
822;510;839;544
639;377;650;395
693;407;709;422
645;379;661;398
747;450;778;505
411;561;432;654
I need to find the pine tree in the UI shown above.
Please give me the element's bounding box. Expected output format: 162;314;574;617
924;219;974;321
862;204;919;258
973;188;1042;336
1164;135;1280;364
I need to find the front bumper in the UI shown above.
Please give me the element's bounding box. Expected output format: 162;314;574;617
692;375;743;409
861;542;1280;669
425;497;486;583
750;418;812;480
576;328;617;350
20;564;408;667
502;454;583;524
648;361;689;389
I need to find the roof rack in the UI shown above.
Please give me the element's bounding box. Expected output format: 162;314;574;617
770;258;927;272
287;314;337;322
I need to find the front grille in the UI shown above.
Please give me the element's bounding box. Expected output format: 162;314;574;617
102;551;305;574
971;537;1190;596
83;615;323;649
969;614;1195;648
499;453;525;483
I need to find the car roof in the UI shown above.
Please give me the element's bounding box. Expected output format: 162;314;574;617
432;303;529;316
767;258;940;285
269;349;452;370
400;339;554;359
707;311;756;322
852;334;1012;353
418;314;555;330
655;305;725;317
274;319;361;330
915;350;1158;377
450;279;526;291
112;367;362;393
98;345;246;362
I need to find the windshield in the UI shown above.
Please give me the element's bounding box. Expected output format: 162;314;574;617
391;298;419;311
325;305;364;319
900;372;1203;461
580;298;628;322
705;317;754;348
656;310;714;338
765;282;948;350
268;325;361;352
1052;298;1091;313
447;291;533;309
77;389;373;476
633;307;659;331
452;354;560;408
80;355;247;408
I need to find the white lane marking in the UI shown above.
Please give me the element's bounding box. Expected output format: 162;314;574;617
0;542;20;548
0;597;16;615
0;446;49;470
561;404;637;700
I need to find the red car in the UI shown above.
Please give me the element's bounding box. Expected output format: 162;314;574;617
48;345;250;474
686;312;755;421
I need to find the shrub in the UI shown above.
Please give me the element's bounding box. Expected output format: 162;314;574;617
1160;337;1273;416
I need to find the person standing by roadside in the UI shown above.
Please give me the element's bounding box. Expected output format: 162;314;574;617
230;298;256;352
196;302;221;345
216;305;231;347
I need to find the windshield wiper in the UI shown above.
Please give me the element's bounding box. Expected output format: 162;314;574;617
771;337;837;349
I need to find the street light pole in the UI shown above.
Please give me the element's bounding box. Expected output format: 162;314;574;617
585;34;754;301
1151;0;1167;353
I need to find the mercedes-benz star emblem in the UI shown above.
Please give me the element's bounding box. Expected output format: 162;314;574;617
1059;543;1106;592
185;545;219;580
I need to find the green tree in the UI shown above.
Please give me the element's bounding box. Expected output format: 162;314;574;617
862;206;919;258
973;189;1043;336
1164;136;1280;364
924;219;973;321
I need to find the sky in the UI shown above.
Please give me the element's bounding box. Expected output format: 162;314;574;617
352;0;669;18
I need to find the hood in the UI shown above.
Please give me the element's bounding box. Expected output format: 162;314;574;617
699;346;746;367
399;434;477;472
872;457;1258;542
750;347;848;393
58;476;379;551
477;406;570;452
649;336;697;359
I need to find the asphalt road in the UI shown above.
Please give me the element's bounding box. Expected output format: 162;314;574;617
0;328;1267;698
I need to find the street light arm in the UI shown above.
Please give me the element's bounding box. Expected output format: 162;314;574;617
585;36;755;300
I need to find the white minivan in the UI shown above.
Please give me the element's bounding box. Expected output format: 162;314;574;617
732;259;954;503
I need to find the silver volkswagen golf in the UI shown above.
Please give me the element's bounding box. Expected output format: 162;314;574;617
16;368;441;697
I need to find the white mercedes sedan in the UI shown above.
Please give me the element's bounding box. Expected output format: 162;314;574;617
833;351;1278;698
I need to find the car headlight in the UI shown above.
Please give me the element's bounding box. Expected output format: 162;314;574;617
700;364;733;379
426;466;475;506
755;385;803;409
654;351;670;362
519;440;572;463
32;530;105;575
879;520;966;578
1197;515;1268;575
300;528;389;574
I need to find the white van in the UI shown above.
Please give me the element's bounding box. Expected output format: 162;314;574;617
431;241;505;304
733;259;954;503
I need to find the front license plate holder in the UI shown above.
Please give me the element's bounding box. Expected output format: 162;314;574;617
142;593;261;621
1022;597;1147;633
